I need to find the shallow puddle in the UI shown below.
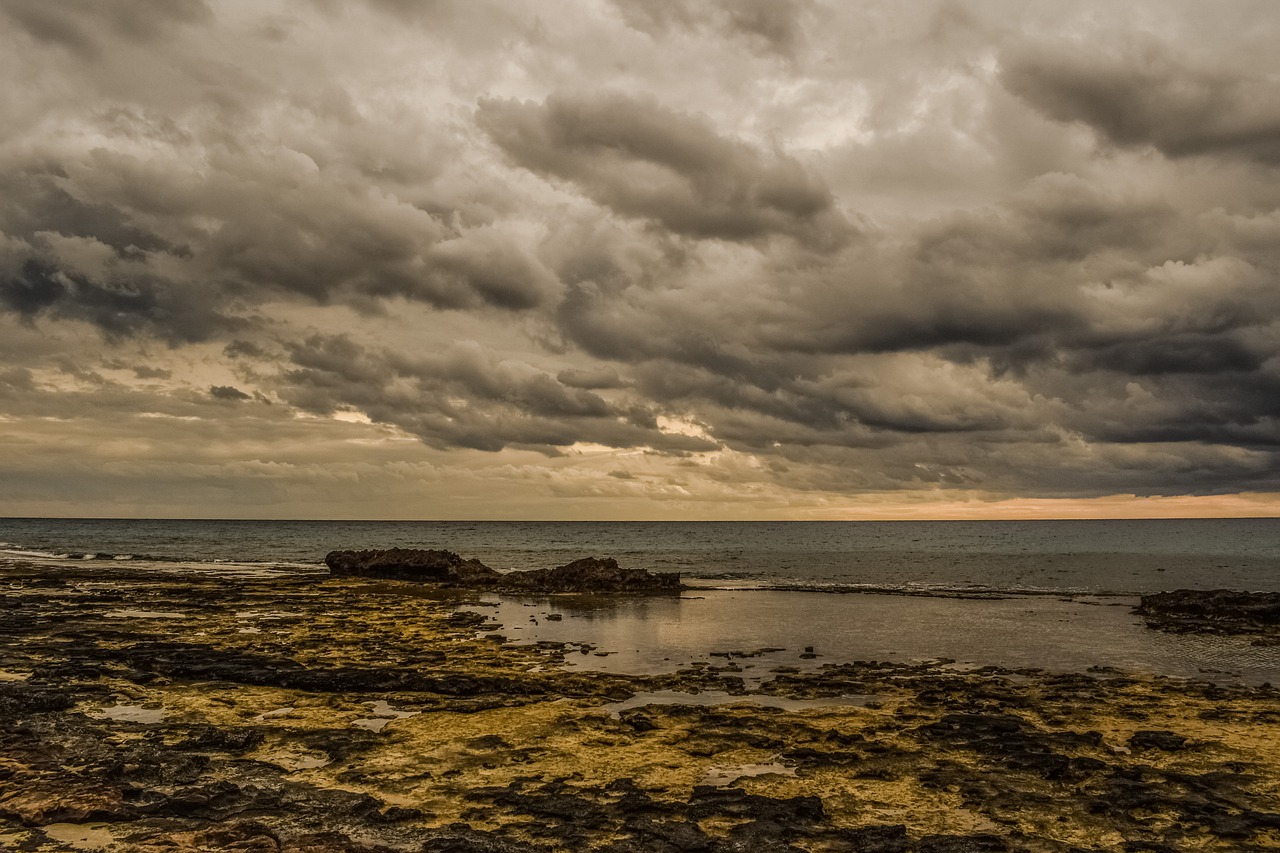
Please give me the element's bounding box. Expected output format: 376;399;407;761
41;822;116;850
92;704;164;724
702;762;797;786
270;751;331;770
466;590;1280;684
353;700;419;732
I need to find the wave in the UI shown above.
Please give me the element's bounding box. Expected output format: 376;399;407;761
0;545;324;575
0;547;79;561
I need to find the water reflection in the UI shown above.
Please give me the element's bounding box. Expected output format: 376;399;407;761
467;590;1280;685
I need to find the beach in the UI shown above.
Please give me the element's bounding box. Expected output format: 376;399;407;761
10;2;1280;848
3;557;1279;852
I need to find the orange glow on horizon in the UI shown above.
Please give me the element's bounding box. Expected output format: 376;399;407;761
818;492;1280;521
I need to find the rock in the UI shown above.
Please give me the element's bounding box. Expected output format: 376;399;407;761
486;557;682;594
915;713;1102;781
325;549;499;583
686;786;825;823
836;824;911;852
1136;589;1280;636
325;551;681;593
1128;730;1189;752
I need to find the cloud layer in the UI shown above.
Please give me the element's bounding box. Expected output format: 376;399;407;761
2;0;1280;518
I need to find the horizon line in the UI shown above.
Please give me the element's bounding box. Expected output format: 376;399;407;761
2;515;1278;523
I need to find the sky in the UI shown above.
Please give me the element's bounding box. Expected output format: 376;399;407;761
2;0;1280;520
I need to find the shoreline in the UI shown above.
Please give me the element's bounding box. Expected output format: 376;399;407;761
2;562;1279;850
0;552;1262;600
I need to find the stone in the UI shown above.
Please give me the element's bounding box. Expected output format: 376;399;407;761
325;550;682;593
480;557;682;594
1128;730;1189;752
324;549;499;583
1136;589;1280;636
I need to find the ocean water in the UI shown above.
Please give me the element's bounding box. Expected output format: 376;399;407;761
1;517;1279;595
4;517;1279;682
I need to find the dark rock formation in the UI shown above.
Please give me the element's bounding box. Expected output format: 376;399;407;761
325;548;499;583
1136;589;1280;637
479;557;683;594
325;551;682;594
1129;730;1190;752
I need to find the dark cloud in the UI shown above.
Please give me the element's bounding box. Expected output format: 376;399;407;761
209;384;250;401
223;340;267;360
1002;37;1280;165
1072;336;1264;377
0;171;177;254
0;258;235;343
477;92;851;249
557;366;627;390
1;0;211;57
0;140;558;343
275;334;718;456
613;0;813;58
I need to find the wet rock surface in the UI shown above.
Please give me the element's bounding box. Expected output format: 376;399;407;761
325;551;682;594
325;549;501;584
1136;589;1280;641
0;562;1277;852
474;556;683;594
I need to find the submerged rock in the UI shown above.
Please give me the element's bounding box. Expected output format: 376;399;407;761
325;550;681;593
1136;589;1280;636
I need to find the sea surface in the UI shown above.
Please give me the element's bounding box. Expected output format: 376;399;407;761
4;517;1279;682
1;517;1279;594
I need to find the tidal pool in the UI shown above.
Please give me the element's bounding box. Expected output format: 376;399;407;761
463;589;1280;684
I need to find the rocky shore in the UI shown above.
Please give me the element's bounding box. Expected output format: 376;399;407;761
325;550;683;594
2;561;1279;852
1136;588;1280;644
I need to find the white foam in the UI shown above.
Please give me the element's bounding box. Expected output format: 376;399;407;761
0;547;68;560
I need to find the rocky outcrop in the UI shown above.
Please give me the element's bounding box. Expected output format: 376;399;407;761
1136;589;1280;637
325;550;682;593
325;548;499;583
474;557;682;594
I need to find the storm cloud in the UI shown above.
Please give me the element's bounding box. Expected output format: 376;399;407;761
477;91;850;248
2;0;1280;518
1003;36;1280;165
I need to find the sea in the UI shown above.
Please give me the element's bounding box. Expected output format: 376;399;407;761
3;517;1280;593
4;517;1280;683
